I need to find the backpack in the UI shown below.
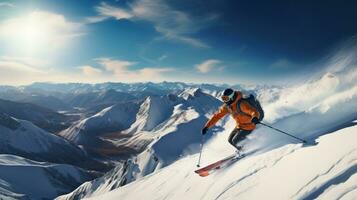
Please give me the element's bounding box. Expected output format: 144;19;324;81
227;94;264;121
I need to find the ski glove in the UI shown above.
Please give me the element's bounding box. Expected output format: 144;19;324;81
201;127;208;135
252;117;260;124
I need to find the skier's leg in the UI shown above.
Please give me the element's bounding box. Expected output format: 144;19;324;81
233;129;252;144
231;129;252;151
228;128;240;148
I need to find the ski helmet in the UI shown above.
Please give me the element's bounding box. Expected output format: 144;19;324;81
221;88;236;104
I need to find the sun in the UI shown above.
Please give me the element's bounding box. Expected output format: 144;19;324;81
0;11;82;56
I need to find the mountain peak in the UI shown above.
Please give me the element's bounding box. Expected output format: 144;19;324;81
179;88;204;100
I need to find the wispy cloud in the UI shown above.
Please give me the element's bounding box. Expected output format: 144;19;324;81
0;57;47;85
88;0;217;48
0;58;43;73
0;56;174;85
86;2;133;23
82;58;174;82
137;67;173;77
0;56;49;69
158;54;168;61
0;2;14;8
79;65;103;76
195;59;222;73
96;58;137;75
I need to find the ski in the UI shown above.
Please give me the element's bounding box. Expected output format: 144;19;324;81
195;153;245;177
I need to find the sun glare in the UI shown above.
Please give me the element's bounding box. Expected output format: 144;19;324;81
23;15;52;53
0;11;81;56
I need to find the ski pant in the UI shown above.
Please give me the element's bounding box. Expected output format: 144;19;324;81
228;128;252;149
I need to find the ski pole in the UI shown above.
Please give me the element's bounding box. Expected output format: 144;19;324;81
197;135;205;167
259;122;307;143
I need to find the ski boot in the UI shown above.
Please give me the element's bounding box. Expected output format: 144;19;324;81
235;146;244;158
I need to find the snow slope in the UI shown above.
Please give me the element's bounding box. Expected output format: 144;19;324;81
85;122;357;200
0;154;95;200
55;160;137;200
124;94;180;134
0;112;107;171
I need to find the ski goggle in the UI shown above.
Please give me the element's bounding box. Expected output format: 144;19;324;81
221;92;234;102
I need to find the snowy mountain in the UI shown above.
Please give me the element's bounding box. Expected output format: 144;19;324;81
58;88;222;161
0;98;76;133
56;88;223;200
112;88;221;165
58;101;141;157
123;94;181;134
0;112;108;172
16;82;230;100
0;154;96;200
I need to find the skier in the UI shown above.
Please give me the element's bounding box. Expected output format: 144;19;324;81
201;88;261;152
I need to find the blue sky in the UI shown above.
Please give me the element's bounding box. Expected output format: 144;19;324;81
0;0;356;85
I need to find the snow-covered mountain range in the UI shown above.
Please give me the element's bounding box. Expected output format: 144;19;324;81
0;81;232;199
55;44;357;200
0;99;76;133
0;112;108;172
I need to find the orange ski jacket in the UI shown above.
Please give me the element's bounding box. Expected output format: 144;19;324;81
205;91;260;131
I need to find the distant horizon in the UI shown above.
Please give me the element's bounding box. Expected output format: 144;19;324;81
0;80;264;88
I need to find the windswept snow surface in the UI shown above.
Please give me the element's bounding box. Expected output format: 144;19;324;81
86;123;357;200
0;154;94;200
251;47;357;151
263;38;357;124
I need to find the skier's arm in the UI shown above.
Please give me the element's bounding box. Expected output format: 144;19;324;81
204;106;228;128
241;101;260;119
